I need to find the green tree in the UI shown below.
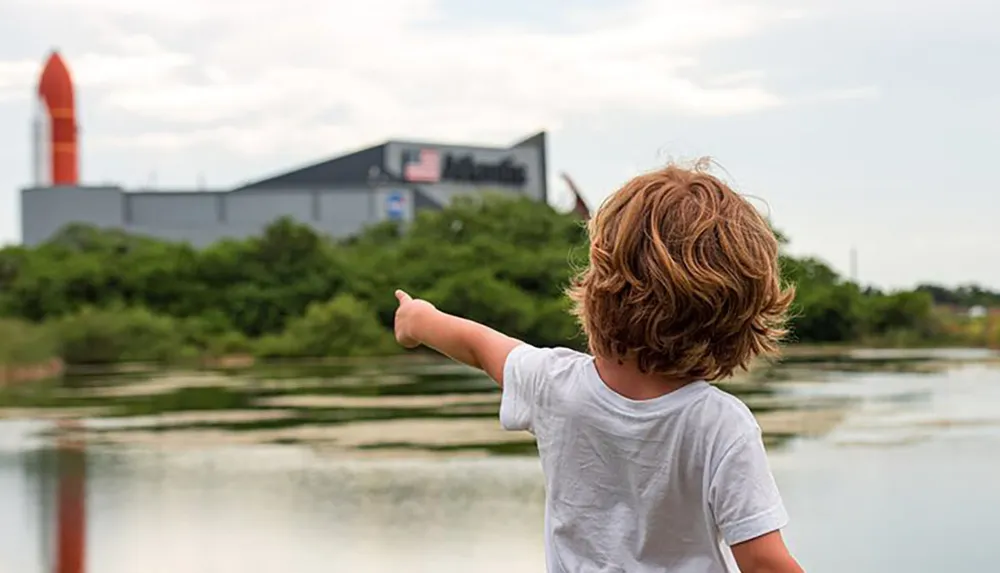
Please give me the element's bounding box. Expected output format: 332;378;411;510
260;294;394;358
0;197;969;361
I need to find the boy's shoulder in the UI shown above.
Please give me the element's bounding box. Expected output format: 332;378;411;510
700;384;760;429
504;343;592;381
500;344;590;432
695;385;765;452
503;344;761;436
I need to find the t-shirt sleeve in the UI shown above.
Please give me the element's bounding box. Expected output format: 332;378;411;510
708;429;789;546
498;344;551;433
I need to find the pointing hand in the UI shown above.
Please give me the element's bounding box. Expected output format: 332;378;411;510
393;290;435;349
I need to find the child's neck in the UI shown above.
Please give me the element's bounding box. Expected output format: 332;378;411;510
593;355;692;401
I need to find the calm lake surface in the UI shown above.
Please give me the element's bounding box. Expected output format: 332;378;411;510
1;348;999;572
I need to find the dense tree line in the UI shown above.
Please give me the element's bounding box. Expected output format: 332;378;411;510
0;195;994;365
914;284;1000;308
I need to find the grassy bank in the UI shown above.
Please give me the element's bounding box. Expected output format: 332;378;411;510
0;295;397;373
0;319;58;366
1;302;994;378
0;319;63;384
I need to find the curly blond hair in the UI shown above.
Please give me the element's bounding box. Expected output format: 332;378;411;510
567;160;794;381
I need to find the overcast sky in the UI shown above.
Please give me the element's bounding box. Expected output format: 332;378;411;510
0;0;997;289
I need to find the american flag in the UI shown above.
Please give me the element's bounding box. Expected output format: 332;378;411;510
402;149;441;183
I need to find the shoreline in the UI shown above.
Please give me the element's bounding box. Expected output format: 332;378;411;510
1;346;997;459
4;343;996;378
0;358;64;386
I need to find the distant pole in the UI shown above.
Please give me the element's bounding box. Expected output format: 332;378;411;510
32;113;41;186
849;247;858;284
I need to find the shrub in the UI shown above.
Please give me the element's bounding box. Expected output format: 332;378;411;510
257;294;396;359
50;306;186;365
0;318;58;366
423;269;536;337
206;331;255;357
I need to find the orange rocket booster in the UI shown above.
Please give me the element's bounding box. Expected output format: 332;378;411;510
37;51;79;186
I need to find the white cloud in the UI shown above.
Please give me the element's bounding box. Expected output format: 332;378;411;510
0;60;37;89
5;0;809;155
0;59;38;103
808;86;881;102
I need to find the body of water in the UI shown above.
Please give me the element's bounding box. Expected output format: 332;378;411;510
1;348;998;572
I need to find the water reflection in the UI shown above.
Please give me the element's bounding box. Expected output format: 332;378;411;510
54;420;87;573
0;347;999;572
4;420;87;573
6;440;549;573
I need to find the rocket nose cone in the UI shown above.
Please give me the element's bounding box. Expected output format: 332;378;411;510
42;51;69;76
38;50;75;107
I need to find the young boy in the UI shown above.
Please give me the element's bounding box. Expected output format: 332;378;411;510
392;162;804;573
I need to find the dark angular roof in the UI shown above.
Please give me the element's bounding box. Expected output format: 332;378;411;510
233;131;546;193
234;143;388;190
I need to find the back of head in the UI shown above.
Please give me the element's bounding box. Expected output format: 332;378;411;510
568;159;794;382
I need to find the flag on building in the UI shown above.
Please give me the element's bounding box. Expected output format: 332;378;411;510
402;149;441;183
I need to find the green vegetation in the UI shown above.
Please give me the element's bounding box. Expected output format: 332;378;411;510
0;318;58;366
915;284;1000;308
256;294;396;359
0;194;996;368
53;305;190;364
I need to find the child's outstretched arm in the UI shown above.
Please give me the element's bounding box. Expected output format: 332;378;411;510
393;290;522;386
731;531;804;573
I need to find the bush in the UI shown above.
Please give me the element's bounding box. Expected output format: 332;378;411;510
424;270;536;337
0;318;58;366
253;334;298;359
257;294;396;359
864;291;938;339
177;311;236;349
50;306;186;365
526;297;584;350
788;283;865;343
205;331;255;357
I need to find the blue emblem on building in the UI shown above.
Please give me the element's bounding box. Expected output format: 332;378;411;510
385;191;405;221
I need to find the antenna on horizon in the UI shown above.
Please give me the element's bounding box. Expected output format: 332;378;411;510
850;247;858;284
561;172;591;221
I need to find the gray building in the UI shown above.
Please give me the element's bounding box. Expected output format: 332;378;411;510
20;131;548;247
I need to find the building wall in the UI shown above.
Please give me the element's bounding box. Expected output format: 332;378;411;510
21;186;124;245
21;184;416;247
20;136;547;247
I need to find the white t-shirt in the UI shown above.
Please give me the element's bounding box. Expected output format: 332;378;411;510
500;344;789;573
